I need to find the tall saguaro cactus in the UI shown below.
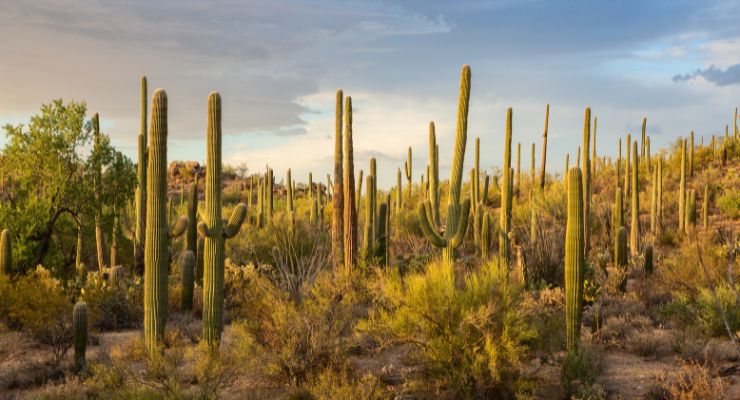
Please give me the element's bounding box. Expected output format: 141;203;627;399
539;104;549;190
679;139;687;231
331;90;344;265
689;131;695;177
613;188;624;239
582;107;591;256
565;167;585;353
428;122;440;226
92;113;107;271
135;76;148;274
199;92;248;346
624;134;631;195
0;229;10;275
630;141;639;256
418;65;472;263
286;169;295;226
363;175;375;259
499;109;514;270
343;96;358;270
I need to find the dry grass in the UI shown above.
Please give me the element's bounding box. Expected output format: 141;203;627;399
648;361;726;400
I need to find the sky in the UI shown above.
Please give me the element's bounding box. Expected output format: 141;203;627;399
1;0;739;188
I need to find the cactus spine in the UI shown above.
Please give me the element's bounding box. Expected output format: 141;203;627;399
0;229;10;275
565;167;585;353
73;301;87;372
180;250;195;311
499;108;514;270
418;65;472;263
630;141;639;256
199;92;248;346
679;139;686;231
582;108;591;256
144;89;172;353
539;104;549;190
343;96;358;270
703;184;709;228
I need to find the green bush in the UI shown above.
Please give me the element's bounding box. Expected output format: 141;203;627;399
362;260;534;398
80;272;143;331
717;188;739;218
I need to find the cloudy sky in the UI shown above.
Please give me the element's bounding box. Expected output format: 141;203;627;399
1;0;739;188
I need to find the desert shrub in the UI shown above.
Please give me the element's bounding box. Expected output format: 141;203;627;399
716;188;739;218
626;329;673;358
79;272;142;331
519;287;565;355
0;266;73;367
560;344;604;398
662;283;739;339
230;267;364;386
362;260;534;399
648;361;726;400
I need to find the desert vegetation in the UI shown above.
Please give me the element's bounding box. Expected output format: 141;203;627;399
0;66;738;399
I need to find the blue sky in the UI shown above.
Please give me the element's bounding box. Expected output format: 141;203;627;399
1;0;739;188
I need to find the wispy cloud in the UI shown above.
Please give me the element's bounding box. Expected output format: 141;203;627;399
673;64;740;86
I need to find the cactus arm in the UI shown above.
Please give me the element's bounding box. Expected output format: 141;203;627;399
223;203;248;238
418;201;446;247
169;216;189;238
450;198;471;248
197;221;213;238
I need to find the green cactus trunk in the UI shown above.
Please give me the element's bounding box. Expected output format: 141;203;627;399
630;141;639;256
428;123;440;226
310;198;319;225
641;117;647;161
186;178;198;253
582;108;591;257
343;96;358;271
418;65;472;263
565;167;585;353
646;137;651;170
135;76;148;275
405;147;412;203
267;168;274;221
481;211;491;260
473;137;480;213
356;170;363;216
499;108;514;271
515;142;521;199
308;172;313;203
200;92;248;346
196;236;204;285
613;188;624;240
539;104;549;190
180;250;195;311
689;131;694;177
396;168;402;211
144;89;170;353
363;175;375;258
377;202;389;266
650;164;658;235
624;134;631;196
686;189;697;233
73;301;87;372
286;169;295;227
0;229;10;276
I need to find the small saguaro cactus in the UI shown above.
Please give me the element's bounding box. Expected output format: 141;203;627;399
538;103;549;190
363;175;375;259
198;92;248;346
180;250;195;311
624;133;631;195
73;301;88;372
650;164;658;235
481;211;492;260
343;96;358;270
418;65;472;263
613;188;624;238
565;167;585;353
644;245;653;275
657;157;663;231
310;198;320;225
286;169;295;227
615;226;628;292
679;138;687;231
267;167;274;221
515;142;521;198
686;189;697;233
641;117;647;160
404;146;412;202
630;141;639;256
703;184;709;228
1;229;10;275
396;168;402;211
689;131;695;177
582;107;591;256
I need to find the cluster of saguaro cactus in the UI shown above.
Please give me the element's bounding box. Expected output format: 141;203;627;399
180;250;195;311
199;92;248;345
1;229;10;276
135;77;148;274
565;167;585;353
73;301;87;372
418;65;472;263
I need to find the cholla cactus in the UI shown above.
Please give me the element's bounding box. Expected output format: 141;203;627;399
565;167;585;353
198;92;248;346
418;65;472;263
73;301;87;372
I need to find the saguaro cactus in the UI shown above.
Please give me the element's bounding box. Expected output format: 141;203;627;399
592;116;597;175
73;301;87;372
428;123;441;225
363;175;375;258
286;169;295;226
404;147;412;202
615;227;628;292
657;157;663;231
565;167;585;353
92;113;107;271
198;92;248;345
686;189;697;233
135;77;148;274
624;133;631;195
418;65;472;263
499;109;514;270
703;184;709;228
582;107;591;256
515;142;521;198
343;96;358;270
650;165;658;235
679;139;686;231
377;202;389;266
481;211;492;260
186;177;198;253
630;141;639;256
539;104;549;190
689;131;695;177
613;188;624;238
180;250;195;311
0;229;10;276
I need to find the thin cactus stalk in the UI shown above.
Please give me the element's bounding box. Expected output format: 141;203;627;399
576;146;581;168
617;138;622;190
624;134;631;195
646;137;651;170
703;184;709;228
199;92;248;346
565;167;585;353
615;226;628;292
530;143;536;191
428;123;440;225
404;147;412;202
630;141;639;256
592;116;597;176
689;131;694;177
310;198;319;225
582;107;591;257
499;108;514;270
343;96;358;270
135;77;148;274
473;137;480;213
332;90;344;267
356;169;364;215
481;211;491;260
657;157;663;232
180;250;195;311
644;245;653;275
650;164;657;235
370;158;377;232
196;236;204;285
286;169;295;227
565;153;569;181
418;65;472;263
73;301;87;372
92;113;107;271
686;189;697;233
641;117;647;161
515;142;521;198
267;168;273;220
539;104;549;190
396;168;402;211
308;172;313;203
186;177;198;253
474;203;482;246
377;202;389;266
613;188;624;239
679;139;686;231
0;229;10;276
363;175;374;257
